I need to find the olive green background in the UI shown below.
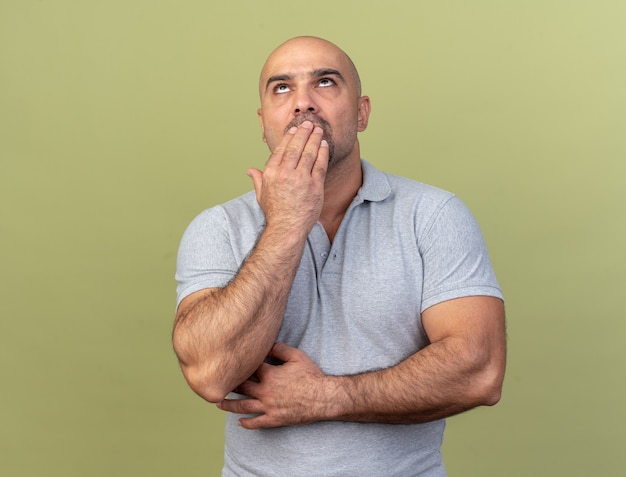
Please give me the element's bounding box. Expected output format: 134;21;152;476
1;1;624;476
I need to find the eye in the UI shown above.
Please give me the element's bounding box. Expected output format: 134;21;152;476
318;78;336;88
274;83;291;94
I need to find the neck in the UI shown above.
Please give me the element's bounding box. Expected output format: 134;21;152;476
319;153;363;242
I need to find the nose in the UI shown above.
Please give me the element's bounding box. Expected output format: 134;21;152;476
293;88;317;114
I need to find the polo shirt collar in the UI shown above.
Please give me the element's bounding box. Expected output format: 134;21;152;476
356;159;392;203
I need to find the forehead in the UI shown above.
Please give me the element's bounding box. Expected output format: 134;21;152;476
259;39;354;93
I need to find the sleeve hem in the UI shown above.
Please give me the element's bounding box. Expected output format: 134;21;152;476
421;286;504;313
176;273;235;309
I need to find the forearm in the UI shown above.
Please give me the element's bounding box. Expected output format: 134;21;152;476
173;225;307;402
326;336;505;424
174;121;328;403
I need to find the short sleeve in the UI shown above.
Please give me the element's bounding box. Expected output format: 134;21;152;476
175;207;239;308
419;196;503;312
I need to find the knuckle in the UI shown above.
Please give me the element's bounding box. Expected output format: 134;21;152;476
239;399;256;413
284;145;302;159
300;149;317;162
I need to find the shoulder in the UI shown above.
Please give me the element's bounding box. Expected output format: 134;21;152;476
184;191;262;233
362;160;464;230
361;161;488;251
177;191;264;260
388;173;455;206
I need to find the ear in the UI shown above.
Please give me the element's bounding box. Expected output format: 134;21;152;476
357;96;371;132
257;108;267;142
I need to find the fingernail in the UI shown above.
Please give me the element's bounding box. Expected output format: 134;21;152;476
321;139;329;147
313;126;323;135
288;126;297;134
301;121;313;129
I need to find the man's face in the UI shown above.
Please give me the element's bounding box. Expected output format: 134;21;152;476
258;37;369;165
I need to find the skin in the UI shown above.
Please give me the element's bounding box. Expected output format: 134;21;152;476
172;36;507;429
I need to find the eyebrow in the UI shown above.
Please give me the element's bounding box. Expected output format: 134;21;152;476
265;68;344;93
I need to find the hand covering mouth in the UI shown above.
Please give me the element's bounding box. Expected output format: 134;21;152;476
284;113;335;161
285;113;332;137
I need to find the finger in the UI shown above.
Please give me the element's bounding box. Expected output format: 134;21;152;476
233;378;260;397
312;139;330;181
268;342;304;363
246;168;263;202
281;121;316;168
238;414;279;430
251;361;275;382
296;126;325;172
217;397;263;415
265;125;298;167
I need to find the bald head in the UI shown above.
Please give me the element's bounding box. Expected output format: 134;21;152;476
259;36;362;99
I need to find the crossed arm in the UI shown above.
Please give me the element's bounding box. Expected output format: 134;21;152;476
173;120;506;427
218;295;506;429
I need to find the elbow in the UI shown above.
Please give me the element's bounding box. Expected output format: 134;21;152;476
470;336;506;408
180;363;232;404
474;361;505;407
173;343;231;403
481;379;503;407
172;331;231;403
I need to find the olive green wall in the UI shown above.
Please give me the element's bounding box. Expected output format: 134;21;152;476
2;1;624;475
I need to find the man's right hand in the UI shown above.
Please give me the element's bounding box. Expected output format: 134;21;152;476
247;120;329;237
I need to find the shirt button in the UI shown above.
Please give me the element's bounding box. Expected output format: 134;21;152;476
321;252;328;258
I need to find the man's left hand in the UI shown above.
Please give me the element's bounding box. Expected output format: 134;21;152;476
216;342;337;429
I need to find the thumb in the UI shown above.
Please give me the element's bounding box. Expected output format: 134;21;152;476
269;342;304;363
246;168;263;201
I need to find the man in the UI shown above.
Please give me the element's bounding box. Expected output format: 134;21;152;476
173;36;506;476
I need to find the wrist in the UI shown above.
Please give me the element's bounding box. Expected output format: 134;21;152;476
262;221;311;248
318;375;356;422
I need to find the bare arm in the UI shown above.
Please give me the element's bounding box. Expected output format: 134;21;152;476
173;121;329;403
332;296;506;423
219;295;506;427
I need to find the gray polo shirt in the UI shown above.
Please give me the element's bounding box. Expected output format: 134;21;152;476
176;159;503;477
